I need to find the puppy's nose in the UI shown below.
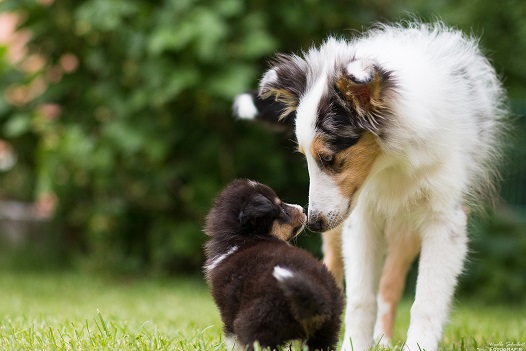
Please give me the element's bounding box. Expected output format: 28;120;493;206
288;203;304;214
307;214;326;232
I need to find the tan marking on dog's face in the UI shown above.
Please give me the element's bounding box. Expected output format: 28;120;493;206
334;132;381;198
310;137;331;164
270;204;306;241
310;132;381;199
271;221;296;241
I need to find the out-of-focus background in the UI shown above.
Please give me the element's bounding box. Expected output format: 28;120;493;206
0;0;524;303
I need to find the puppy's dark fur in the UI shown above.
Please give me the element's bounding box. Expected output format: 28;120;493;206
204;179;343;351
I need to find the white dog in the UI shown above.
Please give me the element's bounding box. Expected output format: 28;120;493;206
234;22;507;351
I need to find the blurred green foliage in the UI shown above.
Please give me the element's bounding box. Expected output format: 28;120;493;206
461;211;526;304
0;0;524;300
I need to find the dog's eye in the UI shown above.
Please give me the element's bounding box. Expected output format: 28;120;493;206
321;154;333;162
318;154;334;167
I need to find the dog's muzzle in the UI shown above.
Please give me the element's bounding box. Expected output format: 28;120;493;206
307;212;326;232
308;211;342;232
307;209;348;232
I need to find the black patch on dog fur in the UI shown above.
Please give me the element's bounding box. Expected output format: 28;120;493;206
204;180;342;351
313;65;397;154
258;54;308;121
267;53;308;103
239;91;295;134
316;92;365;153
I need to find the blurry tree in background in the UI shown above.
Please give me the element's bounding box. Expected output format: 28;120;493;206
0;0;524;302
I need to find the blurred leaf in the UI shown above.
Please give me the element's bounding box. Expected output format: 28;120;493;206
75;0;139;32
239;30;278;59
209;64;257;99
103;120;144;156
3;113;31;137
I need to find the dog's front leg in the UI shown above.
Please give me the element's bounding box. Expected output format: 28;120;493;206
341;210;385;351
405;207;468;351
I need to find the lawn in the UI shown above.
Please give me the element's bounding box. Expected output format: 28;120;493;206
0;270;524;351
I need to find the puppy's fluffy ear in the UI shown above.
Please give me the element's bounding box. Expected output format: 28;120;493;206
239;194;274;225
335;59;394;131
258;54;307;121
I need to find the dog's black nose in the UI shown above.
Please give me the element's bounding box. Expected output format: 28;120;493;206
307;215;325;232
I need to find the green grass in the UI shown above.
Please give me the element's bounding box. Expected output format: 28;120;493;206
0;271;524;350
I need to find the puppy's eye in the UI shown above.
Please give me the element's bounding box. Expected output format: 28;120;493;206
280;207;291;220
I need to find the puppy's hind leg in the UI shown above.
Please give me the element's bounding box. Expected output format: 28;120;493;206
373;229;420;347
322;224;344;288
307;331;339;351
224;333;245;351
233;303;284;351
306;313;342;351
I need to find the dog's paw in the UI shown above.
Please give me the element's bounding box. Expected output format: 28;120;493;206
340;334;373;351
345;59;376;84
375;335;392;348
404;338;438;351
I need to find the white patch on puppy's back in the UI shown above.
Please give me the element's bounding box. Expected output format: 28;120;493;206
206;246;238;272
272;266;294;282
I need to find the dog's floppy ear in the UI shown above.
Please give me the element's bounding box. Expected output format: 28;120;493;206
239;194;275;226
258;54;307;121
335;59;394;131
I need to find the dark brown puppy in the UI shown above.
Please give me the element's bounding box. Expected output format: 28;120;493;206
204;179;342;351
